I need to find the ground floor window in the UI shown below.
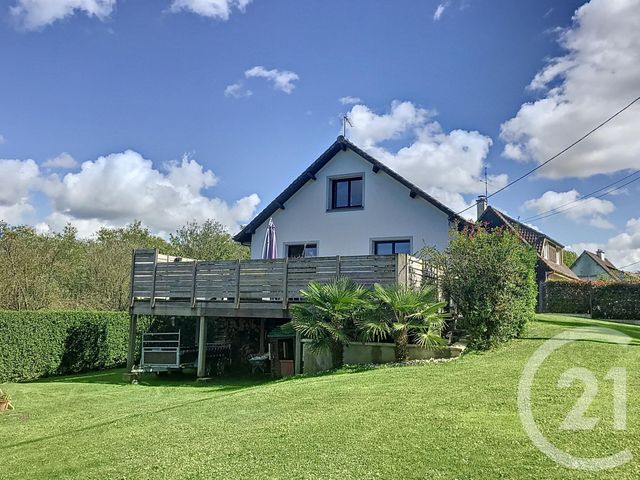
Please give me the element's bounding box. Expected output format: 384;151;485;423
373;239;411;255
286;242;318;258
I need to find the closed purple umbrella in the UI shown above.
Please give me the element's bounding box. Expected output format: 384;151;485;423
262;218;278;259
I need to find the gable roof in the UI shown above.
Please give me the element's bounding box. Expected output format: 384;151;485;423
233;136;470;244
579;250;626;280
479;206;564;252
478;206;579;280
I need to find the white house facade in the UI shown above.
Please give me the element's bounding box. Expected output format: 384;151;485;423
234;136;468;259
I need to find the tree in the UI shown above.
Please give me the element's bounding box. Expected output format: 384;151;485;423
290;278;371;368
421;227;537;350
358;283;447;362
86;221;171;310
0;223;71;310
563;249;578;268
169;220;248;260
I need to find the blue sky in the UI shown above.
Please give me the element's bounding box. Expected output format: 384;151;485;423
1;0;639;267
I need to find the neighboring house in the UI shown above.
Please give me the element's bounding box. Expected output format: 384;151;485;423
477;203;579;283
234;136;469;258
571;250;627;281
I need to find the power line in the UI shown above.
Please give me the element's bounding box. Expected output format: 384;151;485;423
619;259;640;271
454;94;640;216
522;170;640;223
524;174;640;223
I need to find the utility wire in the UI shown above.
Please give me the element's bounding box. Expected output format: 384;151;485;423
454;94;640;216
523;174;640;222
522;170;640;223
619;259;640;270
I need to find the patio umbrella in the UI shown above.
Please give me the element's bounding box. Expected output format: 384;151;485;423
262;218;278;259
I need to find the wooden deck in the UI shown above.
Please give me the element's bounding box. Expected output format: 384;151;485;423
129;249;431;318
127;249;434;376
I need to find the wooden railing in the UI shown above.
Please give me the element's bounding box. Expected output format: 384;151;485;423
130;249;431;309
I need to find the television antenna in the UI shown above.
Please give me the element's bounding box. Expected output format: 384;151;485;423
342;114;353;138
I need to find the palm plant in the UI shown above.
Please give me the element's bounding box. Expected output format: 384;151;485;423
290;278;372;368
360;283;447;362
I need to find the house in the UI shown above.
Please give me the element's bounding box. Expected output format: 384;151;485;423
233;136;469;258
477;202;579;283
571;250;627;281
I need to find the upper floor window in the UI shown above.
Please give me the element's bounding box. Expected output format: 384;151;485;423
330;176;363;210
545;243;560;264
286;243;318;258
373;239;411;255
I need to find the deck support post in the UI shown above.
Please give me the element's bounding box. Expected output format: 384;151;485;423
294;331;302;375
259;318;266;354
197;316;208;378
126;314;137;372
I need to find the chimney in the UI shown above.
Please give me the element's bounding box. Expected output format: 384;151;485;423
596;249;606;261
476;195;487;219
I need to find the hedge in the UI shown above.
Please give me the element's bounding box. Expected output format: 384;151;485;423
592;283;640;320
540;281;592;314
0;310;135;383
541;281;640;320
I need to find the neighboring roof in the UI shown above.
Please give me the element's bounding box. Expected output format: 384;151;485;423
234;136;470;244
579;250;626;280
479;206;565;252
479;206;579;281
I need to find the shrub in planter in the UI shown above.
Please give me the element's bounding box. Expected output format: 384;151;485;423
290;278;371;368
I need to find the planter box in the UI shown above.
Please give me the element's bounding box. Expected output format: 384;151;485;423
302;340;465;374
279;360;294;377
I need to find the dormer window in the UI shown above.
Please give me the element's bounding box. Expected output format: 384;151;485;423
329;175;363;210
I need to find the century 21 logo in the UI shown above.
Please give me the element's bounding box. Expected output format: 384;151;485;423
518;327;632;471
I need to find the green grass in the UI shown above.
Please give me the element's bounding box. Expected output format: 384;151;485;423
4;314;640;479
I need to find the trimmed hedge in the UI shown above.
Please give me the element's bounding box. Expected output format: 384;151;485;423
541;281;640;320
0;310;133;383
592;283;640;320
541;281;592;314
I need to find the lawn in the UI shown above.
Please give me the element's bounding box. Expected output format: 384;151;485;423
3;314;640;479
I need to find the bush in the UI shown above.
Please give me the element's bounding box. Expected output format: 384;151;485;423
0;310;138;382
541;281;592;314
423;227;538;349
592;283;640;320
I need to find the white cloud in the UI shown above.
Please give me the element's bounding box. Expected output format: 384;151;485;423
0;158;40;207
169;0;252;20
224;82;253;98
0;158;40;224
43;152;78;169
244;66;299;94
524;190;615;229
43;150;259;234
570;217;640;270
339;96;361;105
501;0;640;178
345;101;505;217
10;0;116;30
433;2;449;21
0;150;260;236
0;202;34;225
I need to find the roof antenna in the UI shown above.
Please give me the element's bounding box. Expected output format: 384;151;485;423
484;166;488;201
342;114;353;138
